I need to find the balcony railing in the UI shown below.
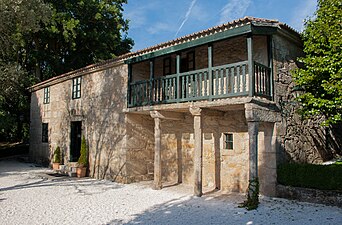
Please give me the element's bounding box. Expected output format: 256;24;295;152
128;61;271;107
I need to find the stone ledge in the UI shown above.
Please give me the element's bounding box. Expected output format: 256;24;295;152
276;184;342;207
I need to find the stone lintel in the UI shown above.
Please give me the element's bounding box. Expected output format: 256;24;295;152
244;103;281;123
201;108;225;117
150;110;185;120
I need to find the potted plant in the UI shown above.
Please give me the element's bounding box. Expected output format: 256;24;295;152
52;146;61;170
76;135;88;177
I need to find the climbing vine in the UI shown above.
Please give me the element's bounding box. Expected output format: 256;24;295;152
240;178;259;210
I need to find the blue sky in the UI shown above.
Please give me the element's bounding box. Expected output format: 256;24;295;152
123;0;317;51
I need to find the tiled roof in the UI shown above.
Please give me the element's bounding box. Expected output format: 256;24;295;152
30;16;299;91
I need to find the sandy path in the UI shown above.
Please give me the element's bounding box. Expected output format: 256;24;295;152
0;159;341;225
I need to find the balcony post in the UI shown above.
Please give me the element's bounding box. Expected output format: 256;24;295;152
149;59;154;104
176;54;181;102
208;44;213;100
127;64;132;107
268;35;274;100
247;35;255;97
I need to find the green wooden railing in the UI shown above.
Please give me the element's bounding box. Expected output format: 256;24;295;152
128;61;271;107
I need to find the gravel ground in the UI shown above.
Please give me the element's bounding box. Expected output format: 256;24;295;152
0;159;341;225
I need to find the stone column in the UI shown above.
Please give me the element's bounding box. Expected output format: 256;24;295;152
150;112;162;190
248;121;259;180
190;106;203;197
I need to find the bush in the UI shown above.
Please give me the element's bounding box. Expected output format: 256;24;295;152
278;163;342;191
53;146;61;163
77;135;88;167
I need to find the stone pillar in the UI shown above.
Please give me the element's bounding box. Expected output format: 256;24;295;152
190;106;203;197
248;121;259;180
150;112;162;190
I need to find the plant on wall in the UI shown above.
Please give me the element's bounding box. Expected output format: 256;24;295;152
240;178;259;210
53;146;61;163
78;135;88;167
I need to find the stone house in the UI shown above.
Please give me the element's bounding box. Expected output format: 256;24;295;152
29;17;338;197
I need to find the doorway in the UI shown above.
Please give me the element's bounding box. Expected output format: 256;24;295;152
70;121;82;162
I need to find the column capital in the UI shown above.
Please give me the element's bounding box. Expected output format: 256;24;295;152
190;106;202;116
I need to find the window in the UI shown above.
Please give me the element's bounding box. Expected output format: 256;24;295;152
72;77;82;99
43;87;50;104
180;51;195;73
42;123;48;143
187;51;195;71
163;57;171;75
224;133;233;150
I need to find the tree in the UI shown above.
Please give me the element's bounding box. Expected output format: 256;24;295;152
28;0;134;80
0;0;51;141
294;0;342;125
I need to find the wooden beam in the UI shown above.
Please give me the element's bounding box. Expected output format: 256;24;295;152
150;110;185;120
247;35;255;97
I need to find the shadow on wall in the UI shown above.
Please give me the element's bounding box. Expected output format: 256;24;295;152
83;67;126;180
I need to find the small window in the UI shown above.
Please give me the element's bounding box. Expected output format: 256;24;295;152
72;77;81;99
163;57;171;75
224;133;233;150
42;123;48;143
43;87;50;104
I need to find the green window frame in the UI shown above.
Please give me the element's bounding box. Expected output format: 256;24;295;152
72;77;81;99
43;87;50;104
224;133;233;150
42;123;48;143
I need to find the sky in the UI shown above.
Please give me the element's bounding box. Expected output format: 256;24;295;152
123;0;317;51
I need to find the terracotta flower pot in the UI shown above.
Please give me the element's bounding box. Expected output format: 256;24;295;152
52;163;60;170
76;167;87;178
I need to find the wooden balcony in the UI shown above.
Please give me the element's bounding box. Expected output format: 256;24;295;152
128;61;271;108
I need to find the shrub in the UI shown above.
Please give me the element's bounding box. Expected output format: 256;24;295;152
78;135;88;167
53;146;61;163
278;163;342;191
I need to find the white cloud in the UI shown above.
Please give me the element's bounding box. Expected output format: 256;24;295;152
147;22;175;35
219;0;251;24
290;0;317;31
174;0;197;38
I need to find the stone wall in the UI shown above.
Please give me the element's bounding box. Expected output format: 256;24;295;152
134;109;276;195
272;34;340;164
125;113;154;183
30;63;131;181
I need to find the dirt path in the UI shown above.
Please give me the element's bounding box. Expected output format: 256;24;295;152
0;159;341;225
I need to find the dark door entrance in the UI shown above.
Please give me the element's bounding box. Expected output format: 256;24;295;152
70;121;82;162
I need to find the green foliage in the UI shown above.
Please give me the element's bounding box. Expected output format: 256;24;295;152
53;146;61;163
78;135;88;167
278;163;342;191
0;0;50;142
0;62;35;141
294;0;342;125
0;0;133;141
240;178;259;210
30;0;134;80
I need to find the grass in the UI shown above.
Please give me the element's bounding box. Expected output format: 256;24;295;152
277;162;342;191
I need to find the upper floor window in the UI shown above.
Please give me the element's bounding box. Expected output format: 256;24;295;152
180;51;195;73
187;51;195;71
72;77;81;99
163;57;171;75
43;87;50;104
42;123;48;143
224;133;233;150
